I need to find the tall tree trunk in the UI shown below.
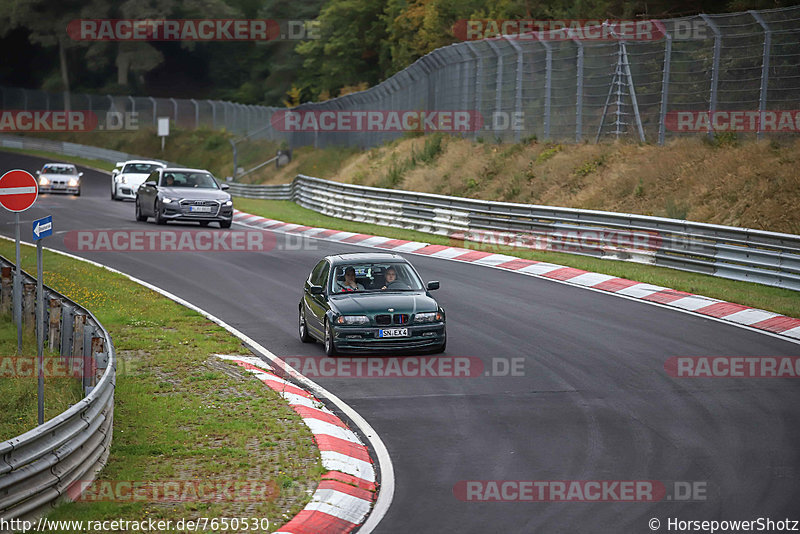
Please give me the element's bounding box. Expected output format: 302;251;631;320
116;46;130;86
58;37;71;111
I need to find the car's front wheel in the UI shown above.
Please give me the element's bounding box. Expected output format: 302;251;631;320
299;305;313;343
324;319;337;357
220;220;232;229
135;199;147;222
154;200;166;225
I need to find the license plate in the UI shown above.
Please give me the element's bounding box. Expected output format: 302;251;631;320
190;206;213;213
378;328;408;338
52;183;66;189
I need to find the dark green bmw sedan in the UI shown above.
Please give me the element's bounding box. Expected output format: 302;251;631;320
299;253;446;355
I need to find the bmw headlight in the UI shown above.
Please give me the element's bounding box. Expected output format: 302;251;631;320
414;311;442;323
68;179;79;187
336;315;369;325
39;177;49;186
223;200;233;207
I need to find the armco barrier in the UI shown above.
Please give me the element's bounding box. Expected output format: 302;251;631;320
0;134;173;167
228;175;800;291
0;255;114;526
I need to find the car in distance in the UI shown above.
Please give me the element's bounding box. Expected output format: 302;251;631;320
135;167;233;228
299;253;446;355
36;163;83;196
111;160;166;200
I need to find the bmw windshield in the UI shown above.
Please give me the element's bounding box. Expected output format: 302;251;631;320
330;263;424;293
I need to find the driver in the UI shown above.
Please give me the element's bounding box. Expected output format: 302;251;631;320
338;266;365;292
381;266;409;290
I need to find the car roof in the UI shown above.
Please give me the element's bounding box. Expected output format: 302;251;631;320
160;168;213;173
122;160;166;166
327;253;405;265
43;163;75;167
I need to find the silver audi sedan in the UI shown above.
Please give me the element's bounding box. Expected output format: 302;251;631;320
135;168;233;228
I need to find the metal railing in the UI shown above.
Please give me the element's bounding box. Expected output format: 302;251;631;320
230;175;800;291
2;6;800;147
0;257;115;525
0;134;173;167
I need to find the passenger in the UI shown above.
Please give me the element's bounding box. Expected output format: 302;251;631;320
338;266;365;292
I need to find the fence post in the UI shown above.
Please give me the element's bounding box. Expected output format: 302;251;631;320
505;37;523;143
486;39;503;140
128;95;135;115
1;266;10;314
658;33;673;146
700;14;721;139
190;98;199;128
149;97;157;126
465;43;482;140
541;40;553;140
574;37;585;143
749;10;771;141
170;98;178;124
208;100;217;129
49;298;61;352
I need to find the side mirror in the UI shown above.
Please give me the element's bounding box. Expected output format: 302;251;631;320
309;285;324;295
144;181;157;187
35;170;40;175
78;172;84;177
220;184;230;191
427;281;440;291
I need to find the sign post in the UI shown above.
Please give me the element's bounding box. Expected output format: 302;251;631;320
32;215;52;425
0;170;39;355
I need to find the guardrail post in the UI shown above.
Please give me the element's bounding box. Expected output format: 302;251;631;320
700;14;721;139
1;266;10;314
71;313;84;376
48;298;61;352
749;10;771;141
23;282;35;331
91;335;106;388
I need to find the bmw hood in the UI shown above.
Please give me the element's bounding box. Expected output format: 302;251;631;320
330;291;438;315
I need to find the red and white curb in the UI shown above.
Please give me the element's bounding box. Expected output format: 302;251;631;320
216;354;376;533
233;210;800;343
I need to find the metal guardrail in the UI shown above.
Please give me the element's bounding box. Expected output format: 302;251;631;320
0;134;175;167
230;175;800;291
0;256;115;526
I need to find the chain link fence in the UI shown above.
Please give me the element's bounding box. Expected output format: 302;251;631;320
1;6;799;148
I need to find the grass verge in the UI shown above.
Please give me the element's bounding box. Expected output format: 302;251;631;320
0;240;321;532
0;318;84;440
233;198;800;319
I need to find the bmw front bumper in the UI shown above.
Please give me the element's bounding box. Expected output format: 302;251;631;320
331;323;446;353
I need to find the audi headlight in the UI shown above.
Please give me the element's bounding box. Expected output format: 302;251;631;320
223;200;233;207
68;179;79;187
162;197;175;204
39;177;49;186
336;315;369;325
414;311;442;323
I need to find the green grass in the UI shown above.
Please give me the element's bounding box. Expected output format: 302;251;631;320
0;318;84;440
0;147;117;172
233;198;800;319
0;240;321;531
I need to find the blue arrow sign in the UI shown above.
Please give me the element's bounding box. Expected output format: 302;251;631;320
32;215;52;241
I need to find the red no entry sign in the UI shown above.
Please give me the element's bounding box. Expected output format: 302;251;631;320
0;169;38;212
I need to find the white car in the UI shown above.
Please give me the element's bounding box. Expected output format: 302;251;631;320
111;160;166;200
37;163;83;196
